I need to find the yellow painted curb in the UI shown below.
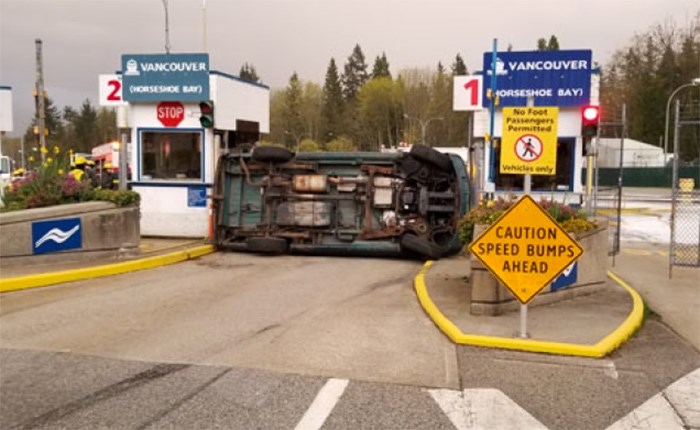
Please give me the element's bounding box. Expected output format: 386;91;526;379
0;245;216;293
414;261;645;358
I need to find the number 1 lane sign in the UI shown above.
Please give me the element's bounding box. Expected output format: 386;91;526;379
453;75;483;111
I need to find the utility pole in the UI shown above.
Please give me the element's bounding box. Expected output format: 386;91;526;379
162;0;171;54
202;0;208;52
35;39;46;161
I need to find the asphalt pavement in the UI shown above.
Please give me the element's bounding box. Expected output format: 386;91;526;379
0;187;698;429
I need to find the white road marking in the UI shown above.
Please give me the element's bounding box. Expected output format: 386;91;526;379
606;367;700;430
605;394;685;430
294;378;349;430
603;361;619;380
428;387;547;430
663;367;700;428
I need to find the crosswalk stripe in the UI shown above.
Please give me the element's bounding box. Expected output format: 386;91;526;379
428;388;547;430
294;378;349;430
605;393;685;430
606;367;700;430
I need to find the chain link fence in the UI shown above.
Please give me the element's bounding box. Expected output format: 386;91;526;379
671;181;700;269
669;93;700;275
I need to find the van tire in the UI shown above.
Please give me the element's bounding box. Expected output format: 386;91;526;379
409;144;452;172
247;237;289;254
400;234;445;260
251;146;294;163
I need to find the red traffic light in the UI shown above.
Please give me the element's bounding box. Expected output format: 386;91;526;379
199;101;214;114
582;105;600;123
581;105;600;138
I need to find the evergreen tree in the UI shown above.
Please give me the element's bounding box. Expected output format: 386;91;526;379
342;44;369;101
341;44;369;147
451;54;468;75
73;100;98;154
547;35;560;50
371;52;391;79
239;62;260;83
320;58;345;143
537;36;560;51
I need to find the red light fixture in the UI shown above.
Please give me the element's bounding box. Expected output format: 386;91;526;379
581;105;600;137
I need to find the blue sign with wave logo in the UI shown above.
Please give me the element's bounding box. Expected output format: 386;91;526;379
32;218;82;254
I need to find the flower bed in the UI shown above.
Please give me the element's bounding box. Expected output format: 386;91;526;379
1;146;139;212
458;196;597;244
459;197;607;316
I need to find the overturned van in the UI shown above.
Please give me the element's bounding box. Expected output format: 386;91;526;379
212;144;470;259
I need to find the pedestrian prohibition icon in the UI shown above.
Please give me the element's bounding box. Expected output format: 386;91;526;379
515;134;542;162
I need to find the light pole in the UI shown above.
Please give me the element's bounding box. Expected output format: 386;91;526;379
284;130;304;150
664;77;700;162
404;114;443;146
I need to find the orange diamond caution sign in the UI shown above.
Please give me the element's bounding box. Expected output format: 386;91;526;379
469;195;584;304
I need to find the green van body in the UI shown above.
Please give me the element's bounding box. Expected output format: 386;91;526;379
213;145;470;259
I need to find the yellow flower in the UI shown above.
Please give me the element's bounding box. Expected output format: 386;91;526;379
28;156;35;162
40;146;48;154
46;157;53;164
53;146;60;154
58;168;64;175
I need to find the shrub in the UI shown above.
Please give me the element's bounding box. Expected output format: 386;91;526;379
325;136;357;152
91;188;141;207
298;138;321;152
458;197;596;244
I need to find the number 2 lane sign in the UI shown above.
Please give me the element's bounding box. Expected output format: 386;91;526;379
453;75;483;111
99;74;127;107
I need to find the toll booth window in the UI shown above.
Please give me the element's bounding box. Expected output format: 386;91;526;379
494;138;574;191
141;131;202;180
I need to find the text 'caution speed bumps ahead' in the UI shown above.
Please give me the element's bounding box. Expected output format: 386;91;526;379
469;195;583;304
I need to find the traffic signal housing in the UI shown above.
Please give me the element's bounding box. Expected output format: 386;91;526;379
199;101;214;128
581;105;600;138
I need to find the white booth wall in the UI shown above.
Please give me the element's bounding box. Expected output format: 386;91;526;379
127;73;269;237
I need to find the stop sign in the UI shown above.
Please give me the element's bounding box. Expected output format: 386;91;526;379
156;101;185;127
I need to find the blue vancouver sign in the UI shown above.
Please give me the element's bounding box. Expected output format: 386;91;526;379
482;50;592;107
121;53;210;102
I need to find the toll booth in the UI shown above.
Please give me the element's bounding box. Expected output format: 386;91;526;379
456;49;599;205
107;54;269;237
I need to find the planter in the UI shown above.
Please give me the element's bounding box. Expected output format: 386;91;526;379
469;218;609;315
0;201;140;263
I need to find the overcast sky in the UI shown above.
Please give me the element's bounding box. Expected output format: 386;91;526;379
1;0;698;137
